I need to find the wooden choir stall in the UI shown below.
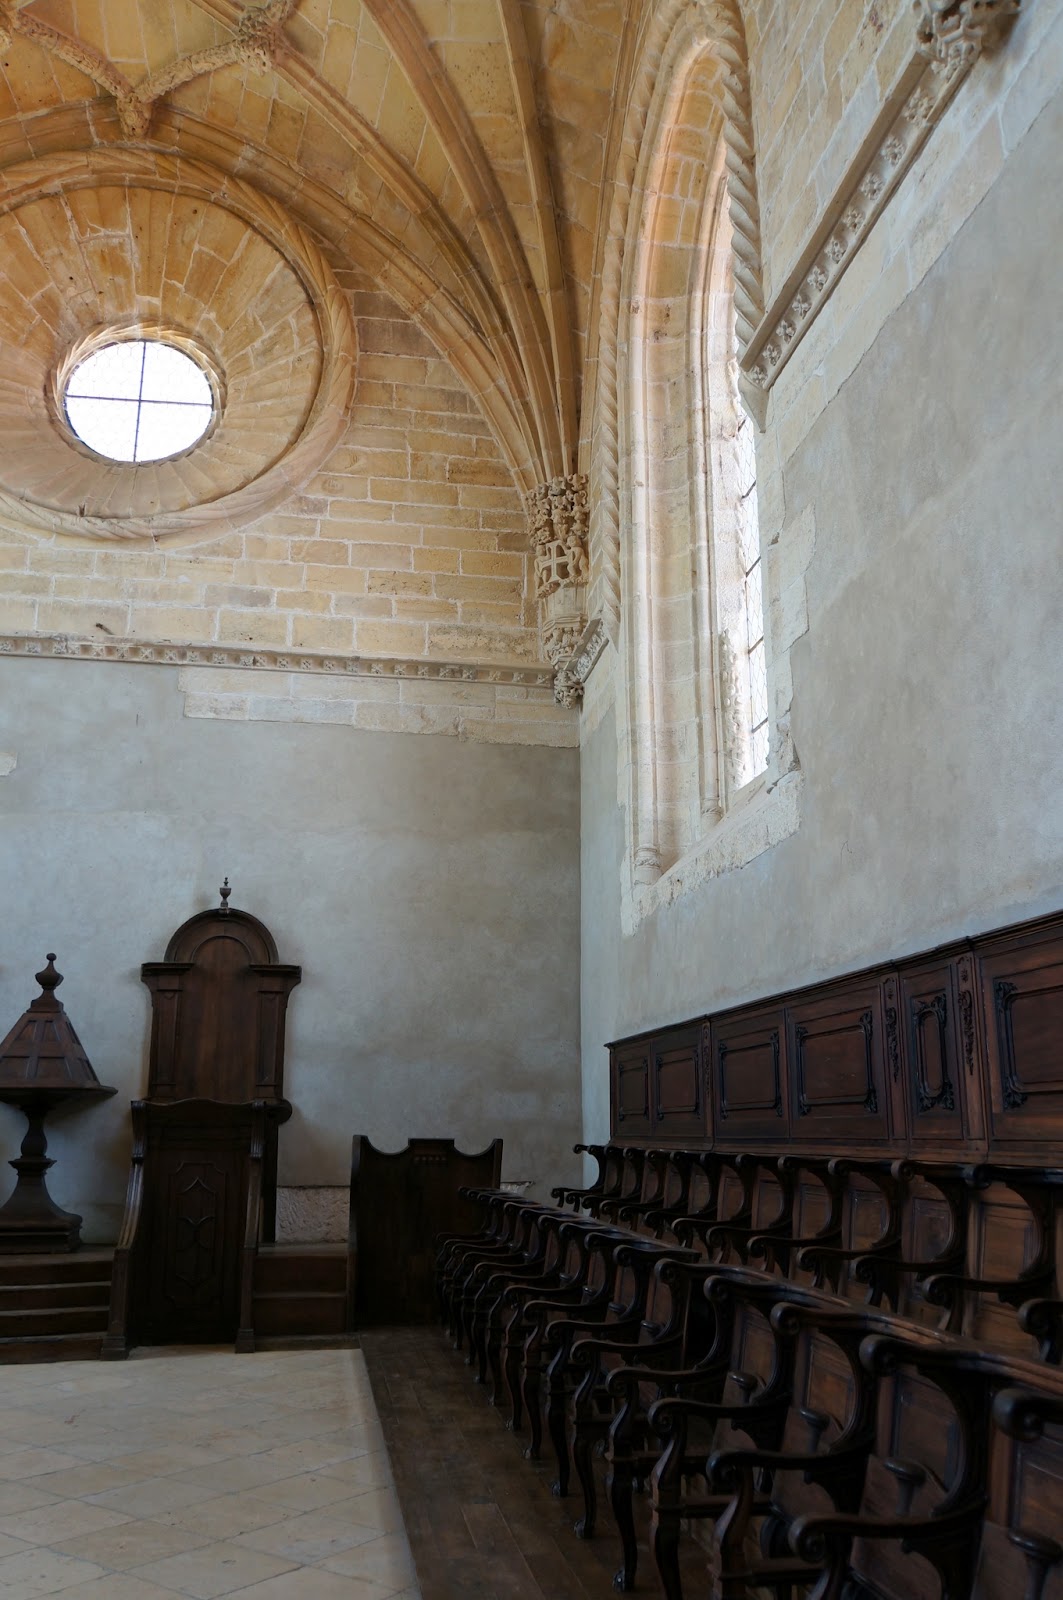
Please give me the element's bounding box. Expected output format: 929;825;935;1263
104;883;301;1356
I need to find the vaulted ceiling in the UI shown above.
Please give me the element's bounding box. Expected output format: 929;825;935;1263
0;0;636;490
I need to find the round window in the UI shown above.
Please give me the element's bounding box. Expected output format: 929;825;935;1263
63;338;215;464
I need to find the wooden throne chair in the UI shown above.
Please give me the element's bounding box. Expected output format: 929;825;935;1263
104;882;300;1356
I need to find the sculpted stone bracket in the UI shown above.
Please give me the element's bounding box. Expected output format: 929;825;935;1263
741;0;1022;398
526;473;599;705
0;0;297;138
0;632;557;693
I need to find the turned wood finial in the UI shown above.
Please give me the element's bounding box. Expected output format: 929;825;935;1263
34;954;62;1002
34;953;62;992
219;877;232;912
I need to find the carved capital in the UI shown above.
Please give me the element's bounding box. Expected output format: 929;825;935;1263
526;472;589;602
914;0;1020;76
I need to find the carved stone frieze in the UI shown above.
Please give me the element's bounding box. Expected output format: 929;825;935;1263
0;632;556;692
742;0;1022;398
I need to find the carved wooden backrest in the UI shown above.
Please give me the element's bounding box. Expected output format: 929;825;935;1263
141;887;301;1102
351;1135;503;1325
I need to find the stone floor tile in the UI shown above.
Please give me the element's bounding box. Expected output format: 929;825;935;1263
155;1491;290;1540
0;1497;131;1547
320;1530;418;1588
0;1482;61;1516
316;1450;394;1492
127;1539;298;1598
30;1463;147;1500
0;1448;83;1480
221;1570;391;1600
166;1455;297;1495
242;1472;359;1514
0;1545;108;1596
83;1476;218;1518
47;1577;182;1600
52;1517;211;1572
232;1500;384;1565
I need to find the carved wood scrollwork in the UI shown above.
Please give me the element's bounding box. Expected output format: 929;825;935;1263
885;1002;900;1082
995;979;1027;1109
910;992;955;1113
958;960;976;1075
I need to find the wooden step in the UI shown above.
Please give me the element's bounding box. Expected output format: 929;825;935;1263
253;1245;346;1295
0;1305;109;1338
0;1331;104;1363
0;1281;110;1312
0;1250;113;1287
251;1290;348;1338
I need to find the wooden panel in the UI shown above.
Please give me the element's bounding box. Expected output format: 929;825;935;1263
611;1040;652;1136
979;925;1063;1148
352;1136;502;1325
134;1103;259;1345
651;1024;704;1138
898;958;980;1149
787;982;892;1144
711;1005;788;1144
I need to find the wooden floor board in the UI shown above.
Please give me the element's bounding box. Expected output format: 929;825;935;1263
362;1326;709;1600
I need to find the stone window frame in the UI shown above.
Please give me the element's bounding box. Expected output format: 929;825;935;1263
613;44;802;934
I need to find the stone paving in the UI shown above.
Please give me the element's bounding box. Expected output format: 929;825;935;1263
0;1347;420;1600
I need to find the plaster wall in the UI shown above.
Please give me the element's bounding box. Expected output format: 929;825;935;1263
0;655;581;1242
580;65;1063;1142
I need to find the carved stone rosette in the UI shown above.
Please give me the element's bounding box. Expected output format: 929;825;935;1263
526;474;599;705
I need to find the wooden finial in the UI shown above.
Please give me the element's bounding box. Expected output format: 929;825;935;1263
35;954;62;994
219;877;232;912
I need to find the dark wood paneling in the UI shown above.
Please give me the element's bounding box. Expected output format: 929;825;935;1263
898;958;977;1149
711;1006;788;1144
607;908;1063;1162
651;1025;704;1138
352;1136;502;1325
612;1040;652;1136
979;929;1063;1149
787;982;892;1145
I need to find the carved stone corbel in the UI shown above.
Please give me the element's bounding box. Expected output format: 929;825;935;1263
527;473;597;705
914;0;1021;78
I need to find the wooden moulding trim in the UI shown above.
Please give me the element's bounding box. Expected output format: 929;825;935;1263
0;631;557;693
741;15;1015;397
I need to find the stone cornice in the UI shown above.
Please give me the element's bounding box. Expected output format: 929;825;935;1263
742;0;1021;397
0;633;557;694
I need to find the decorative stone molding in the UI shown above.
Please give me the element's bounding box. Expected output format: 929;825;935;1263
0;632;556;691
527;473;589;603
0;0;296;139
526;473;593;703
551;619;608;709
742;0;1021;398
592;0;764;648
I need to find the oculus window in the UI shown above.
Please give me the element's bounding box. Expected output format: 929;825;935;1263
63;339;215;463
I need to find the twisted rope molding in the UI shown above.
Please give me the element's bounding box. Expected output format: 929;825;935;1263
0;148;356;546
592;0;762;646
